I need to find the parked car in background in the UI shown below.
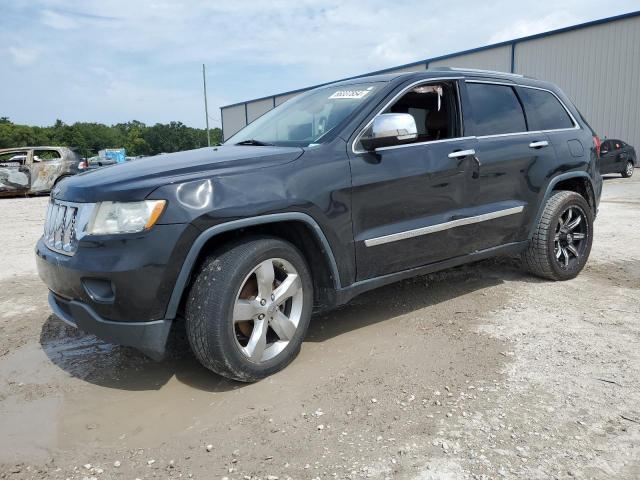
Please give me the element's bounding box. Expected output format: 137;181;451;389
84;154;140;171
0;146;84;196
84;155;118;171
600;139;636;177
37;69;602;382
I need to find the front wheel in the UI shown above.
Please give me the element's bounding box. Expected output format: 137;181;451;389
522;191;594;281
622;161;634;178
185;237;313;382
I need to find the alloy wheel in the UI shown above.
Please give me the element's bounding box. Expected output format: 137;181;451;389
554;206;588;269
626;162;634;177
232;258;304;363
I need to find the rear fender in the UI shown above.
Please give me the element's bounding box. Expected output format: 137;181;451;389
528;172;596;239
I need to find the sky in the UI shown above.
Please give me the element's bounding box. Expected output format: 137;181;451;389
1;0;638;129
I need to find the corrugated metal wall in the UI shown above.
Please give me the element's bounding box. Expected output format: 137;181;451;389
514;15;640;148
222;104;246;140
385;63;427;74
222;13;640;146
430;45;512;72
275;92;299;106
246;97;274;123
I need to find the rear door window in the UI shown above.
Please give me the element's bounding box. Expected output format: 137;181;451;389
466;82;527;136
517;87;574;131
33;150;62;162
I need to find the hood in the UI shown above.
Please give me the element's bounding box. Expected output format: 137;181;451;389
54;145;303;202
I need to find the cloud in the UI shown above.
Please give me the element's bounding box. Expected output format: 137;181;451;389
0;0;638;127
40;9;80;30
6;46;39;66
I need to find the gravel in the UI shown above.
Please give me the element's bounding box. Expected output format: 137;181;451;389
0;175;639;479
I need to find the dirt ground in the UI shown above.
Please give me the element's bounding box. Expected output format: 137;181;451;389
0;174;639;480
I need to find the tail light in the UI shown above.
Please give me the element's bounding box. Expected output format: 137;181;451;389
593;135;602;157
78;161;88;170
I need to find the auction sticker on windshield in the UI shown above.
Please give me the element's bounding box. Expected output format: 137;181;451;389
329;87;374;99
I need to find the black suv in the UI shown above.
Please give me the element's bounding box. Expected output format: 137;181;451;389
36;68;602;381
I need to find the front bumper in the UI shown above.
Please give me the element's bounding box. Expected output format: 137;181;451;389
36;223;200;358
48;291;171;360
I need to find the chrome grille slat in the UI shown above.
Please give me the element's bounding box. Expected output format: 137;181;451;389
44;200;81;256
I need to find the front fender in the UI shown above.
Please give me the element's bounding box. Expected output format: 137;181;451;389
163;212;341;319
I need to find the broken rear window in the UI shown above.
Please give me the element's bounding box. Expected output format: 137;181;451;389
0;151;28;166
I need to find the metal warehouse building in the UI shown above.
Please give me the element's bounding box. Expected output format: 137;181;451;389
221;11;640;149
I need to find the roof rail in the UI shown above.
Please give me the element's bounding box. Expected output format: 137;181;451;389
428;67;525;78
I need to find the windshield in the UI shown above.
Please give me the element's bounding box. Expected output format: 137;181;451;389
227;82;383;147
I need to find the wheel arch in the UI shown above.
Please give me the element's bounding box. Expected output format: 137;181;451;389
529;172;596;240
52;174;72;187
165;213;342;319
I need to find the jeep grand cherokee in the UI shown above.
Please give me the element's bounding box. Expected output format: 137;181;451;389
36;68;602;381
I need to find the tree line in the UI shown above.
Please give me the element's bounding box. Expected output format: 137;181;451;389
0;117;223;157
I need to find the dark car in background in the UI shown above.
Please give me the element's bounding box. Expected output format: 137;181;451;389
36;68;602;382
0;146;84;196
600;139;636;177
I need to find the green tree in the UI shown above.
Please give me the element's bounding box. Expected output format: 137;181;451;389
0;117;219;156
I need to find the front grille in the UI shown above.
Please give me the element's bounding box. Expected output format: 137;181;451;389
44;200;80;255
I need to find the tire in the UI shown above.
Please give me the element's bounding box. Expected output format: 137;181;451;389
621;161;634;178
185;236;313;382
522;191;594;281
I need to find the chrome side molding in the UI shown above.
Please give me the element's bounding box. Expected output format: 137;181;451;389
364;206;524;247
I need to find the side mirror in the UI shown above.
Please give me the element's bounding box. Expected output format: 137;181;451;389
360;113;418;151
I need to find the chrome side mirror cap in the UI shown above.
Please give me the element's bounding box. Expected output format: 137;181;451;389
360;113;418;151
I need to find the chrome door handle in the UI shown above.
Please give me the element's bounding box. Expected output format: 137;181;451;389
448;149;476;158
529;140;549;148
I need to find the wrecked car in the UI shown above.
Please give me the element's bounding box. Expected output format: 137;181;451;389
0;146;84;196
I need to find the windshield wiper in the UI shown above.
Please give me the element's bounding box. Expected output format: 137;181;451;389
235;139;275;146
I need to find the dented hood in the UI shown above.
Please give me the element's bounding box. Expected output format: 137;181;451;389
54;145;304;203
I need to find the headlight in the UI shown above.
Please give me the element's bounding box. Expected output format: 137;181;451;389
87;200;166;235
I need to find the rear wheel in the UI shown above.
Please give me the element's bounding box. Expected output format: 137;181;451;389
622;161;634;178
185;237;313;382
522;191;593;281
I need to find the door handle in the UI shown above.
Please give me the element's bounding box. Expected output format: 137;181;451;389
529;140;549;149
448;149;476;159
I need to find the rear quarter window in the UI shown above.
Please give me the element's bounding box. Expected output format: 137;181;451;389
466;83;527;136
518;87;574;131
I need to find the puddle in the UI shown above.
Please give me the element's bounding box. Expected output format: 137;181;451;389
40;315;155;383
0;395;61;463
0;263;513;466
